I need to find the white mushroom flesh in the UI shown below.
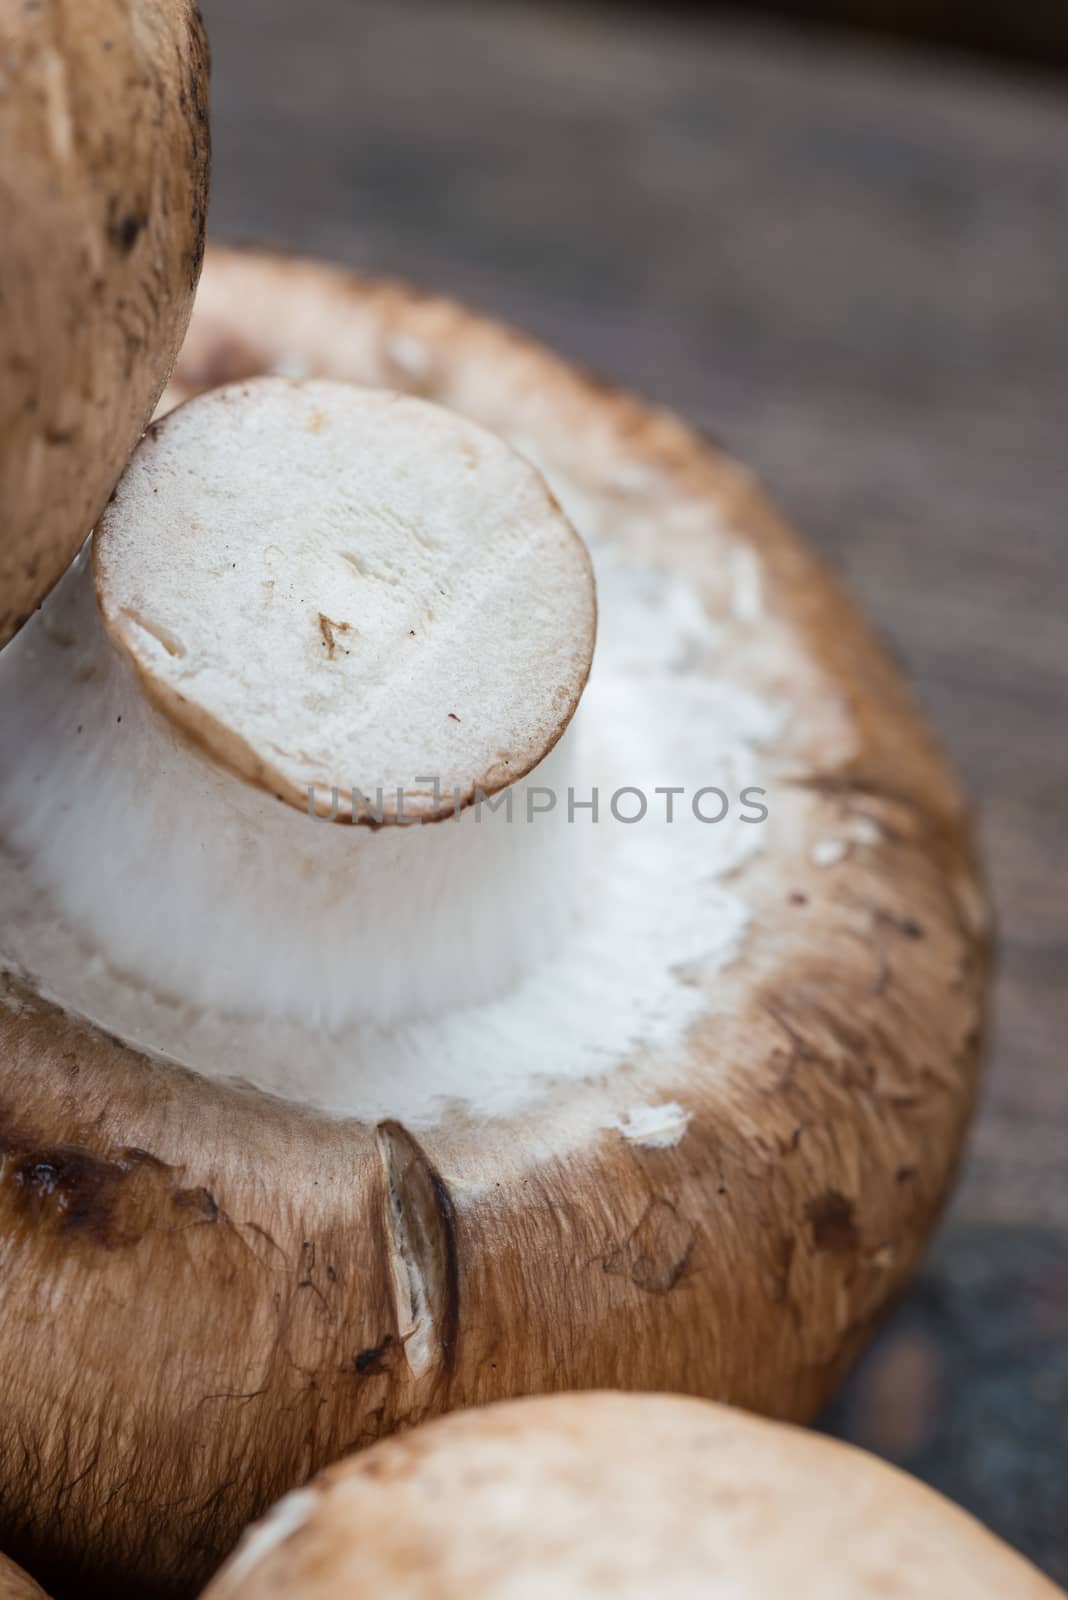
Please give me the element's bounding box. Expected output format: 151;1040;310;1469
0;379;781;1123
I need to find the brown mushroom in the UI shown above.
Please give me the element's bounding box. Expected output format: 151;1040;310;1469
202;1393;1061;1599
0;1554;48;1600
0;0;211;648
0;248;989;1597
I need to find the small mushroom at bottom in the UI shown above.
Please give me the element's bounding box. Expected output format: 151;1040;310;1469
0;1551;49;1600
200;1393;1063;1600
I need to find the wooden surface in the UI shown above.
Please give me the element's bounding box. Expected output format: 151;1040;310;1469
200;0;1067;1581
712;0;1068;71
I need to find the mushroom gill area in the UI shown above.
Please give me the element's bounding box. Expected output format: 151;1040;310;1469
0;380;778;1124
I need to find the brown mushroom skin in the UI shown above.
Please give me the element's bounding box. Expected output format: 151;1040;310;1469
0;1552;48;1600
0;0;211;648
0;250;990;1598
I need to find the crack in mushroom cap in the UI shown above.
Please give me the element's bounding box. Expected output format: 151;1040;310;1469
93;379;597;822
203;1393;1064;1600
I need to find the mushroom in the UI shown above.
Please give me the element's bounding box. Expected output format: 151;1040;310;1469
0;248;989;1597
202;1393;1063;1599
0;0;211;648
9;376;596;1035
0;1554;48;1600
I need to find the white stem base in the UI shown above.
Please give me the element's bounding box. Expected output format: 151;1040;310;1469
0;550;584;1031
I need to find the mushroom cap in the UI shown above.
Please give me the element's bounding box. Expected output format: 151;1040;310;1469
0;0;210;648
203;1393;1061;1600
0;1552;48;1600
0;248;989;1597
95;378;595;819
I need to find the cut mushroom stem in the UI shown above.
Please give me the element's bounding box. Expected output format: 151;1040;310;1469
0;379;596;1036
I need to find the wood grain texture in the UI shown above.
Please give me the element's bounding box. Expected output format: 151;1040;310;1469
706;0;1068;71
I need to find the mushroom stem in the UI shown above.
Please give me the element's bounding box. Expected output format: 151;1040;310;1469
0;378;600;1037
0;548;584;1032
